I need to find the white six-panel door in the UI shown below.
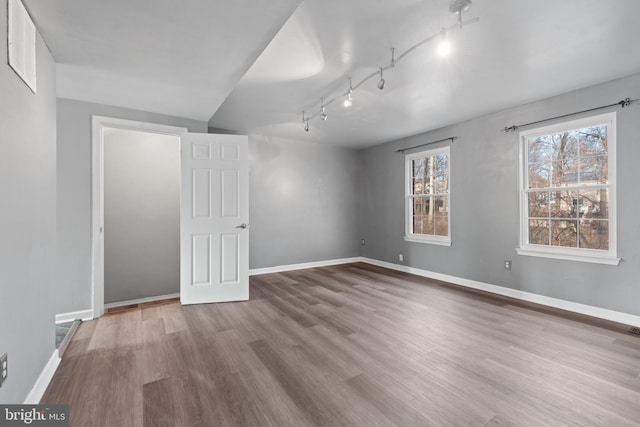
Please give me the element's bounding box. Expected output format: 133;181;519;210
180;133;249;305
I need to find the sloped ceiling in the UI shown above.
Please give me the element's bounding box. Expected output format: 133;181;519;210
23;0;302;121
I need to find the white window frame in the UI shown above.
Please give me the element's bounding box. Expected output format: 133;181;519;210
404;146;452;246
516;112;619;265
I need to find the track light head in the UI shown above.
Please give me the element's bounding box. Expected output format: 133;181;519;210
343;90;353;108
320;98;328;120
304;120;309;132
344;78;354;108
377;68;385;90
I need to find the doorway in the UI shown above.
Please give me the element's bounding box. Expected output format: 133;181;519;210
91;117;188;317
103;127;181;307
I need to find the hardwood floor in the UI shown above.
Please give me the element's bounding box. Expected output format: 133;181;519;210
42;263;640;426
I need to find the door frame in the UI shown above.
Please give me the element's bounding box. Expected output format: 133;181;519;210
91;116;187;318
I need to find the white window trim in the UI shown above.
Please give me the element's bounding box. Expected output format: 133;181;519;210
404;146;452;246
516;112;620;265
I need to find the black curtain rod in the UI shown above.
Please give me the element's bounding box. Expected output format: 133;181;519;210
396;137;457;153
502;98;635;132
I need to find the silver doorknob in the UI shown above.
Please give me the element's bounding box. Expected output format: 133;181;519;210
236;223;248;229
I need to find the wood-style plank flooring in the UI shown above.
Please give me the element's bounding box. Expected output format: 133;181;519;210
42;263;640;426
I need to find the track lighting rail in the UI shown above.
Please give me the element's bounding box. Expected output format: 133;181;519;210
302;16;480;128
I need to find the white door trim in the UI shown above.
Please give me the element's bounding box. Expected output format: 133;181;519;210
91;116;187;318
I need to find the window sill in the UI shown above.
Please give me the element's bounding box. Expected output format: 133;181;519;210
515;247;620;266
404;236;452;246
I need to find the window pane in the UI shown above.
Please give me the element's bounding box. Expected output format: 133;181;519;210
425;157;433;177
579;125;607;157
550;219;578;248
549;130;579;187
528;162;551;188
578;188;608;219
424;178;433;195
434;196;448;216
579;220;608;250
529;219;549;245
412;198;424;216
550;130;579;161
579;155;607;184
434;175;448;194
413;159;426;179
412;178;425;195
551;159;579;187
550;190;577;218
434;154;448;177
421;216;435;235
435;215;448;236
412;216;423;234
528;192;549;218
528;135;553;163
423;196;432;217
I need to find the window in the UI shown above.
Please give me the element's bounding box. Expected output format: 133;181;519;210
405;146;451;245
517;112;619;265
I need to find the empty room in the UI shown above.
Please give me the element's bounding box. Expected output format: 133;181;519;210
1;0;640;426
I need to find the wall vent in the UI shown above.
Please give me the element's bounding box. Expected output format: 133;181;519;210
7;0;37;93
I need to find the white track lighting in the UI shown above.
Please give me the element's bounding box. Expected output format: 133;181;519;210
302;111;310;132
344;78;353;108
320;97;328;120
299;1;479;131
377;68;385;90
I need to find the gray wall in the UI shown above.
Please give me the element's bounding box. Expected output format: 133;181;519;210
248;135;361;269
104;129;180;304
360;72;640;317
0;1;57;402
56;99;207;314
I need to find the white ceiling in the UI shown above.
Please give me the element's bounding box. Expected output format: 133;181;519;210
23;0;640;148
23;0;302;121
210;0;640;148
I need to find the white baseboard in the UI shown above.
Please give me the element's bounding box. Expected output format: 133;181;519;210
55;309;94;324
361;257;640;328
249;257;363;276
24;349;60;404
104;292;180;309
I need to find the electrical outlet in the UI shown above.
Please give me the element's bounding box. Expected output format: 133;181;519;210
0;353;7;387
504;260;511;270
399;254;404;262
361;238;366;245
